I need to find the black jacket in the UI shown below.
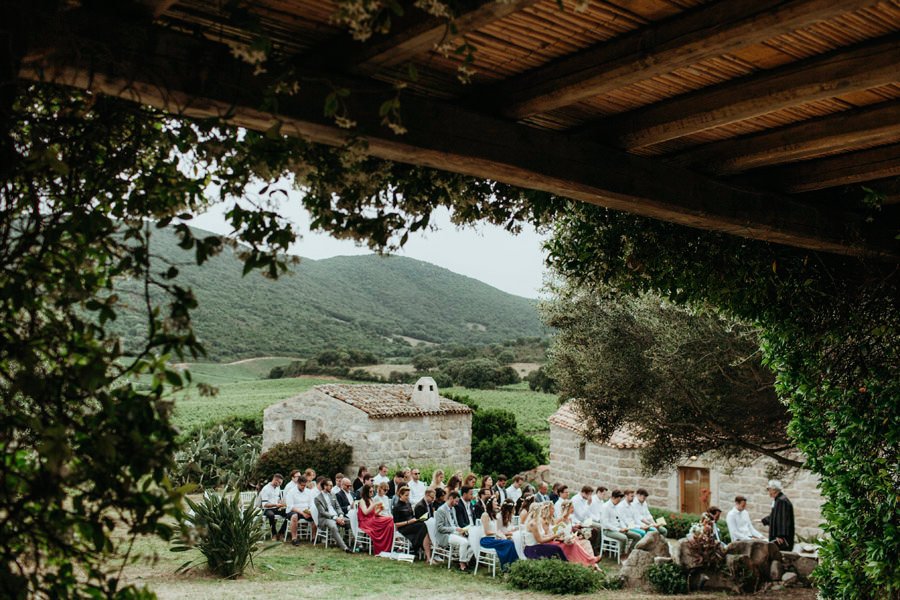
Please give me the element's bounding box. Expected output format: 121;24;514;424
454;499;474;527
762;493;795;550
335;488;355;516
413;498;434;519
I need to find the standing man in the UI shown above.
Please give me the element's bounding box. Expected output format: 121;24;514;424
726;495;765;541
407;468;427;505
313;479;352;552
435;491;472;571
762;480;795;551
259;473;287;540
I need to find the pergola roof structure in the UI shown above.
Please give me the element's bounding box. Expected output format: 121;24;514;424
22;0;900;257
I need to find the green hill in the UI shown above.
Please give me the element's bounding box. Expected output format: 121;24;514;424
110;226;545;360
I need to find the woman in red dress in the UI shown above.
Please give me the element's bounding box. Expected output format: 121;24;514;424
357;483;394;554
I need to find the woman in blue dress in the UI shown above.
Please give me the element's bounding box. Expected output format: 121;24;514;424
479;497;519;571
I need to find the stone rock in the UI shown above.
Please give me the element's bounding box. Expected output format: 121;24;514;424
669;538;683;566
724;554;758;593
782;572;799;586
725;539;780;580
780;551;800;569
770;560;784;581
654;556;673;564
619;549;654;589
677;537;704;570
635;531;670;558
794;556;818;582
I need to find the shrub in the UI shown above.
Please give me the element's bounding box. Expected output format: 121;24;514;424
252;435;352;485
172;492;270;578
525;365;558;393
507;559;614;594
471;409;546;475
445;358;520;389
172;425;260;490
647;562;688;594
649;507;730;542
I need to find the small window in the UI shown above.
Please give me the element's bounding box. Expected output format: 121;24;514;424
418;384;423;391
578;441;586;460
292;420;306;442
429;385;434;391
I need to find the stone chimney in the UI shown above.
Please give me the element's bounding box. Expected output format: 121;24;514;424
411;377;440;411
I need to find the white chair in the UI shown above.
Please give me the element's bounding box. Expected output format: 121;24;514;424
311;504;334;548
392;527;412;554
425;518;455;568
600;530;621;564
512;515;520;527
239;490;259;510
469;525;499;578
349;509;372;554
284;510;313;542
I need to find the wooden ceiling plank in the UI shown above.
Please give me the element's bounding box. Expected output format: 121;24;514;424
587;34;900;149
20;21;897;259
669;100;900;174
490;0;878;119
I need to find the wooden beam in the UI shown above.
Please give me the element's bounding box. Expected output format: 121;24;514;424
19;20;897;259
308;0;539;75
741;143;900;193
489;0;877;120
141;0;178;19
583;35;900;150
669;101;900;175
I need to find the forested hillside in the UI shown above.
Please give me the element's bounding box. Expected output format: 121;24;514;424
110;226;545;360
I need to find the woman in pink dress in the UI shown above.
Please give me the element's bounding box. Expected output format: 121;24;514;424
540;502;599;568
357;483;394;554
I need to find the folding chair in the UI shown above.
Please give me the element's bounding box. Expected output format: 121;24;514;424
425;518;455;568
312;504;334;548
349;509;372;554
600;530;622;564
392;527;412;554
469;525;498;578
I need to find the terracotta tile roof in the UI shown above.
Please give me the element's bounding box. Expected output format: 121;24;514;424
314;383;472;419
548;402;647;449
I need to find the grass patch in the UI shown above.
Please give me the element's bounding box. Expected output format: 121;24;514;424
444;383;559;439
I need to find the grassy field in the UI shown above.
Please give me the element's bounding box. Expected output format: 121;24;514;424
170;361;559;446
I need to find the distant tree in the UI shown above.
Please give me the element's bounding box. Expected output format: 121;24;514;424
497;349;516;364
542;281;799;473
525;366;557;394
471;409;545;475
412;354;439;372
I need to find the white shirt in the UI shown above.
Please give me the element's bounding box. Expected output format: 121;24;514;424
589;495;605;520
616;499;639;528
571;494;593;524
600;500;625;531
634;498;655;526
507;485;522;505
259;482;282;508
284;485;312;513
408;480;427;505
554;497;567;518
374;493;392;516
726;507;764;541
373;474;390;486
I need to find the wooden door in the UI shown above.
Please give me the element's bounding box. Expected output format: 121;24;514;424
679;467;710;514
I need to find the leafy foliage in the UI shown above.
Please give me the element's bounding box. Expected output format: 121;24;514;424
542;282;796;472
470;409;546;476
525;365;557;394
545;202;899;598
647;562;689;594
648;508;730;542
252;435;353;486
171;492;270;578
172;425;260;490
443;358;520;389
507;559;618;594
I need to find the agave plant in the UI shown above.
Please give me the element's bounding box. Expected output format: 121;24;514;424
173;425;260;490
171;491;271;579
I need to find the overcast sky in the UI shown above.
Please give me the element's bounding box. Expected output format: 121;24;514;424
189;191;550;299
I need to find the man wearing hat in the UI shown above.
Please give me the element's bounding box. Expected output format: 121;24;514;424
761;480;794;551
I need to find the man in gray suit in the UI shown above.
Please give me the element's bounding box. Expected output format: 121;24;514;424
314;480;351;553
435;491;472;571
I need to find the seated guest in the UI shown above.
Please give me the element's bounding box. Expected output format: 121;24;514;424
702;506;726;549
543;501;598;567
617;489;648;538
463;473;478;489
506;475;524;505
474;487;491;520
635;488;667;536
518;494;535;523
534;481;550;503
727;495;765;541
445;474;462;497
553;485;571;517
433;487;446;510
335;477;356;517
479;497;519;572
414;488;436;519
387;470;407;498
455;486;476;529
514;489;533;515
358;473;374;498
481;475;494;491
314;479;351;552
392;486;432;559
429;469;445;490
284;475;316;545
259;473;287;540
493;474;508;503
435;491;473;571
523;503;567;561
357;483;394;554
333;473;345;490
304;468;316;488
572;485;601;551
372;464;390;487
497;499;525;560
601;490;641;557
374;482;393;516
352;466;368;492
407;468;427;505
589;486;607;523
313;475;326;497
556;499;597;560
549;482;561;503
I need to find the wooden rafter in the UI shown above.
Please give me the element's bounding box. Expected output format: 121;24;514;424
669;101;900;175
305;0;540;75
582;35;900;150
742;143;900;193
486;0;878;120
141;0;178;19
19;21;896;259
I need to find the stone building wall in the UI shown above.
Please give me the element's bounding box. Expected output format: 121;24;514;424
263;390;471;472
549;424;823;537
